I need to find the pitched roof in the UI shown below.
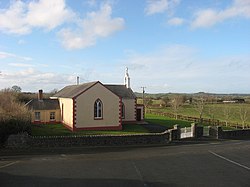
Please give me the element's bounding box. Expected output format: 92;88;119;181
25;99;60;110
52;81;136;99
52;81;98;98
104;85;136;99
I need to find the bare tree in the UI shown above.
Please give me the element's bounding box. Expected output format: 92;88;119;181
161;96;170;107
207;104;215;125
223;105;231;127
239;107;248;129
194;97;205;124
144;98;153;112
170;95;184;119
11;85;22;93
0;89;31;122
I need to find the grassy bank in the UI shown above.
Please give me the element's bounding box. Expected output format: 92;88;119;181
31;124;149;136
145;113;191;128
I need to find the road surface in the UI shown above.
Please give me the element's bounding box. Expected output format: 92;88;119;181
0;140;250;187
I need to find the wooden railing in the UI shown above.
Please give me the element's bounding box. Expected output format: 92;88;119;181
147;110;247;129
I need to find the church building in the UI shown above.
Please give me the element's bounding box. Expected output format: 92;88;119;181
26;68;144;131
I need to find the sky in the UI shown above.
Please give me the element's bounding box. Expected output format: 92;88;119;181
0;0;250;94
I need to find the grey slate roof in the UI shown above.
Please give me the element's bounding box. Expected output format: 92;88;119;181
104;85;136;99
52;81;136;99
52;81;98;98
25;99;60;110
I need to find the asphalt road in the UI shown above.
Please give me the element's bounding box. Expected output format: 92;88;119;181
0;140;250;187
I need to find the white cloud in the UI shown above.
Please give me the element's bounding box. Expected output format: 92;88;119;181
0;68;78;92
26;0;74;30
0;51;32;61
0;1;30;34
145;0;180;15
8;63;34;67
58;3;124;49
191;0;250;28
167;17;184;26
0;0;74;35
0;1;124;49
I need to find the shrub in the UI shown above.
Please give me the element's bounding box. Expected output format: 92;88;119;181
0;89;31;144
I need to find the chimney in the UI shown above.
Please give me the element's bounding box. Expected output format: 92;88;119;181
77;76;80;85
38;89;43;100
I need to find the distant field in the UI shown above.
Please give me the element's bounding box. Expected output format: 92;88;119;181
149;103;250;126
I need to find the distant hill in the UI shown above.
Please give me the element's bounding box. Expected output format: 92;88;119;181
134;92;250;99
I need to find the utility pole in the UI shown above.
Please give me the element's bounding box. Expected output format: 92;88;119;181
141;87;146;105
77;76;80;85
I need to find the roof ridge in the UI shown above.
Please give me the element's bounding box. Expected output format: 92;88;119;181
52;81;99;98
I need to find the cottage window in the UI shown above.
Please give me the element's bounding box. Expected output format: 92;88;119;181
35;112;40;121
121;102;125;119
50;112;55;121
94;99;103;119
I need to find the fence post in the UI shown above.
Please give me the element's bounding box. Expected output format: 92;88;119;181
217;126;223;139
191;123;197;138
174;124;181;140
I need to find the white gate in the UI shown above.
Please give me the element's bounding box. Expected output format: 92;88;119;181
203;126;209;136
180;127;193;139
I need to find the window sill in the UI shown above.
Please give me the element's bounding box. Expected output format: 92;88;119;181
94;117;103;120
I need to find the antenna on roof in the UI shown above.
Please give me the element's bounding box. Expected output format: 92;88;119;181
77;76;80;85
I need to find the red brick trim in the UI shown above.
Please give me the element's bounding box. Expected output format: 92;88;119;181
72;98;76;131
120;101;125;119
62;122;74;131
134;99;137;120
119;97;122;127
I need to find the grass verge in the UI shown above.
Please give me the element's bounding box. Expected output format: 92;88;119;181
145;113;191;128
31;124;149;136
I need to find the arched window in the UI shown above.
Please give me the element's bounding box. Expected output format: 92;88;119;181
94;99;103;119
121;102;125;119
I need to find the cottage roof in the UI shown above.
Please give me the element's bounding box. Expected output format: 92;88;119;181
25;99;60;110
52;81;136;99
104;85;136;99
52;81;98;98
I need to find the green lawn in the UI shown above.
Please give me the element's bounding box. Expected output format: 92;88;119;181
145;113;191;128
145;113;235;130
31;124;149;136
149;103;250;125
